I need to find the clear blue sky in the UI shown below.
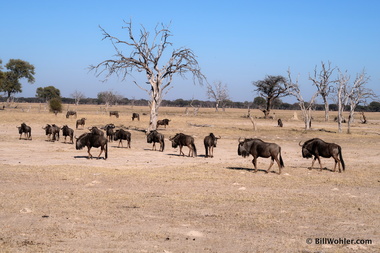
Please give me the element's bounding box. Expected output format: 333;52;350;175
1;0;379;103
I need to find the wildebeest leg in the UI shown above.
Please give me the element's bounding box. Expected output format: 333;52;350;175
87;147;93;159
310;156;317;169
118;140;123;148
266;159;275;174
179;145;184;156
332;155;341;172
252;157;258;173
274;157;282;174
152;142;156;151
97;148;104;159
127;140;131;148
210;147;214;158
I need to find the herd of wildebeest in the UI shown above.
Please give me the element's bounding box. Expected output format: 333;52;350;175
15;110;346;175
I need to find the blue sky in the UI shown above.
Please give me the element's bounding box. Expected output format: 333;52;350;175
1;0;379;103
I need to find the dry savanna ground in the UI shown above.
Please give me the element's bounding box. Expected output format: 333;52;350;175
0;103;379;253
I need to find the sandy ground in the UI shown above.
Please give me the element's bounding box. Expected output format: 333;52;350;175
0;106;379;252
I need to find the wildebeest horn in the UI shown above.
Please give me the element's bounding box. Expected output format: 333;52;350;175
299;141;304;146
238;137;242;143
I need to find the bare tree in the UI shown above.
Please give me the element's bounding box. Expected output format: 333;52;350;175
336;69;350;133
97;91;123;109
346;70;374;133
309;61;337;121
90;21;205;131
252;75;289;118
206;81;229;112
286;69;318;130
71;90;85;105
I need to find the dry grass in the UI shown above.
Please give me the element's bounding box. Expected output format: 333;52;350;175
0;104;379;252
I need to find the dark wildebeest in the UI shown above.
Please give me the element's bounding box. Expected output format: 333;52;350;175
204;133;220;158
104;124;115;142
17;123;32;140
147;130;165;152
157;119;171;128
278;119;283;127
88;126;104;136
114;129;131;148
75;132;108;159
169;133;197;157
66;110;77;118
61;125;74;144
132;113;140;121
299;138;345;172
43;124;60;141
109;111;119;118
76;118;86;129
237;138;284;174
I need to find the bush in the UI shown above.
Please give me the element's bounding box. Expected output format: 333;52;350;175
49;98;62;114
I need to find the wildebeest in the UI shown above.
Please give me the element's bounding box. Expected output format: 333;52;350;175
104;124;115;142
237;138;284;174
66;110;77;118
114;129;131;148
157;118;171;128
88;126;104;136
132;113;140;121
17;123;32;140
299;138;345;172
76;118;86;129
109;111;119;118
43;124;60;141
169;133;197;157
204;133;220;158
61;125;74;144
75;132;108;159
147;130;165;152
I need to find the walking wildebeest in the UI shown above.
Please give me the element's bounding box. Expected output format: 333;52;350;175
61;125;74;144
75;132;108;159
299;138;345;172
132;113;140;121
204;133;220;158
114;129;131;148
109;111;119;118
169;133;197;157
76;118;86;129
104;124;115;142
147;130;165;152
88;126;104;136
157;119;171;128
66;110;77;118
43;124;60;141
17;123;32;140
238;138;284;174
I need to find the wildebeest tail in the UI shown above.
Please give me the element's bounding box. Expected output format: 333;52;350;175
279;147;285;168
192;143;197;157
105;142;108;160
204;143;208;157
161;140;165;152
339;146;345;171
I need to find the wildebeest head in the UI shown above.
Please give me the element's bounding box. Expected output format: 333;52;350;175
147;130;157;143
237;138;252;158
169;133;182;148
75;133;88;150
299;140;315;158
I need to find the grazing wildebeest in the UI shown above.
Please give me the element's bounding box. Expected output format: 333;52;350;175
17;123;32;140
75;132;108;159
238;138;284;174
278;119;283;127
76;118;86;129
147;130;165;152
114;129;131;148
88;126;104;136
104;124;115;142
299;138;345;172
43;124;60;141
132;113;140;121
169;133;197;157
109;111;119;118
204;133;220;158
66;110;77;118
157;119;171;128
61;125;74;144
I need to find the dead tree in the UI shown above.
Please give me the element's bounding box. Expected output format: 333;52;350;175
206;81;229;112
91;21;205;131
309;61;337;121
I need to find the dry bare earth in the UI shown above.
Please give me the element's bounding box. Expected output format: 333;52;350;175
0;104;379;253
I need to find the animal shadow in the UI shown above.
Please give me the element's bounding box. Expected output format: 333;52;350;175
307;167;335;172
74;156;106;160
226;167;278;174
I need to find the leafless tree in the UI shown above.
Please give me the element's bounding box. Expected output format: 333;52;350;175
252;75;289;118
309;61;337;121
336;69;350;133
97;90;123;109
90;21;205;131
71;90;85;106
286;69;318;130
206;81;229;112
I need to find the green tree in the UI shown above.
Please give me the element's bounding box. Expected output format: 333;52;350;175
36;86;61;102
252;75;289;118
49;97;63;115
0;59;35;102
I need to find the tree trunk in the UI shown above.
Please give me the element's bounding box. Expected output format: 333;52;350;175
323;97;329;121
149;99;158;131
